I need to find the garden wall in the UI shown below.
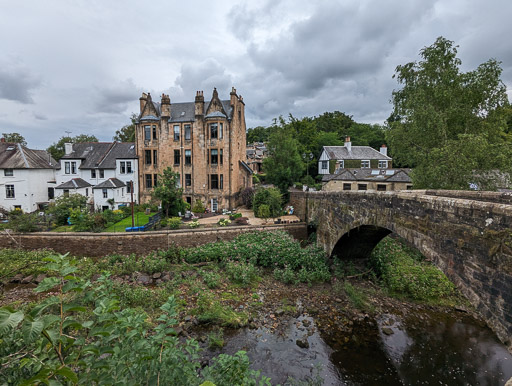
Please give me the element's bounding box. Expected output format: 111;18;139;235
0;224;307;257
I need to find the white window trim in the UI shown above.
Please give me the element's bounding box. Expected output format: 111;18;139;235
361;160;370;168
378;160;388;168
338;160;344;168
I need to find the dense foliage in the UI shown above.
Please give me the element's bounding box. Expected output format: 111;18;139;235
0;254;270;385
151;167;186;217
2;132;27;146
47;194;88;226
370;237;455;301
113;113;137;142
387;36;512;189
252;187;282;219
183;231;330;284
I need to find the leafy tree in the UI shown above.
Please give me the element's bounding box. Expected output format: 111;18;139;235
263;122;303;193
152;167;186;217
246;125;271;143
47;134;99;161
2;132;27;146
47;194;88;226
253;187;282;219
113;113;137;142
387;37;511;189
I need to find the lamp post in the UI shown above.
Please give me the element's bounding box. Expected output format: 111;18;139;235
302;152;314;176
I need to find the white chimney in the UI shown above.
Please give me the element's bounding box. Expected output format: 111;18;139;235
64;143;73;155
344;136;352;152
380;144;387;156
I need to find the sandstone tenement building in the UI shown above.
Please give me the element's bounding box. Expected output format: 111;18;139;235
135;88;252;211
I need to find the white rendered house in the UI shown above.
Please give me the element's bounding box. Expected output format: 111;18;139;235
0;142;58;213
55;142;138;210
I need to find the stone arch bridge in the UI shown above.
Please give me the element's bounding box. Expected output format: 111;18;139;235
289;190;512;350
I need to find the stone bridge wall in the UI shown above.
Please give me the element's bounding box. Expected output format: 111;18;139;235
0;224;307;257
290;190;512;351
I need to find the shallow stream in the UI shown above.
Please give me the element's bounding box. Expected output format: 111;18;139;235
210;307;512;385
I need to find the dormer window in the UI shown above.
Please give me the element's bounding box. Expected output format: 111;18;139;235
361;160;370;168
64;161;77;174
378;160;388;168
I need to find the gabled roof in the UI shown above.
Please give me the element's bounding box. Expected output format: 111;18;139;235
323;146;391;161
61;142;136;169
55;178;92;189
0;143;58;169
93;178;126;189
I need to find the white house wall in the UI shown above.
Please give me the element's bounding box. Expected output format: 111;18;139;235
93;187;131;210
1;168;56;212
318;150;330;175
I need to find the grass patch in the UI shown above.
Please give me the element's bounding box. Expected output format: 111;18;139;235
207;329;225;349
343;282;372;311
103;212;156;232
194;293;248;327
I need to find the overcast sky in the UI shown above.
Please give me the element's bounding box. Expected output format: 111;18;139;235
1;0;511;148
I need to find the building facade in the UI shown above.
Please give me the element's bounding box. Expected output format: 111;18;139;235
55;142;138;210
135;87;252;211
0;142;58;213
321;168;413;192
318;137;392;175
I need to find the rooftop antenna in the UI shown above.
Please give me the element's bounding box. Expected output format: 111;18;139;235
65;131;72;137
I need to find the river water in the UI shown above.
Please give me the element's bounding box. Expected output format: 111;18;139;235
213;308;512;385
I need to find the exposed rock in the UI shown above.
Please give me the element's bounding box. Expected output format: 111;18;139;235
136;274;151;285
21;275;34;284
335;298;342;303
302;319;311;327
275;309;284;316
184;315;193;322
162;274;171;282
382;327;394;335
152;272;162;279
10;274;23;283
34;274;46;284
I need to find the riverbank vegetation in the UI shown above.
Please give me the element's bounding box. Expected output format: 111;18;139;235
0;231;466;384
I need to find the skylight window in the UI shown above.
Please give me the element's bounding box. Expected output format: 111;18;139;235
6;146;15;151
130;145;135;150
371;170;380;175
385;170;395;175
181;111;185;117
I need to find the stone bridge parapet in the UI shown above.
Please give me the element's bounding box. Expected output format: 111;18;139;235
290;190;512;351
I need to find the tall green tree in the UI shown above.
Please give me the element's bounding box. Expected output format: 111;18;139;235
2;132;27;146
113;113;137;142
387;37;511;190
152;167;185;217
47;134;99;161
263;122;303;193
246;126;271;143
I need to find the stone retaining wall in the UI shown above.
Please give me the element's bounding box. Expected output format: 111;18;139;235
0;224;307;257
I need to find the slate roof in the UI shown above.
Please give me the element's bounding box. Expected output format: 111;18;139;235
138;100;233;123
55;178;92;189
0;143;58;169
61;142;136;169
323;146;391;161
93;178;126;189
322;168;412;183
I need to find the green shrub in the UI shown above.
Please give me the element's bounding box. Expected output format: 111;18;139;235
252;175;260;184
201;270;221;289
195;293;248;327
189;220;200;228
183;231;330;284
225;261;258;287
168;217;182;229
0;254;267;385
253;187;282;218
192;199;205;214
257;204;270;220
7;212;41;232
217;218;231;227
230;212;243;220
371;237;455;300
47;194;88;225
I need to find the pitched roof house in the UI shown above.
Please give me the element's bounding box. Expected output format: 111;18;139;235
0;141;58;212
55;142;138;210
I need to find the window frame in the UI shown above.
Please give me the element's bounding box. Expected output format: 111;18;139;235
357;184;367;191
4;168;13;177
210;123;218;139
361;160;370;168
377;184;387;191
185;173;192;187
210;174;219;189
378;160;388;169
321;160;328;170
126;161;132;174
153;150;157;165
343;183;351;191
145;174;153;189
174;149;180;165
91;169;96;178
211;149;218;165
152;125;157;140
102;188;108;198
145;150;152;165
173;125;180;141
120;161;126;174
99;169;104;179
184;124;191;141
5;184;15;198
185;150;191;165
144;125;151;141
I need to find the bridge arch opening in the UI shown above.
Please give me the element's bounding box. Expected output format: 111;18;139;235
331;225;392;260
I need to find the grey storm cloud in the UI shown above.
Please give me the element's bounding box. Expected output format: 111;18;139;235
0;61;42;104
94;79;142;114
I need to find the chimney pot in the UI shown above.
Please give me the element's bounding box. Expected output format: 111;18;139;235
344;137;352;152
